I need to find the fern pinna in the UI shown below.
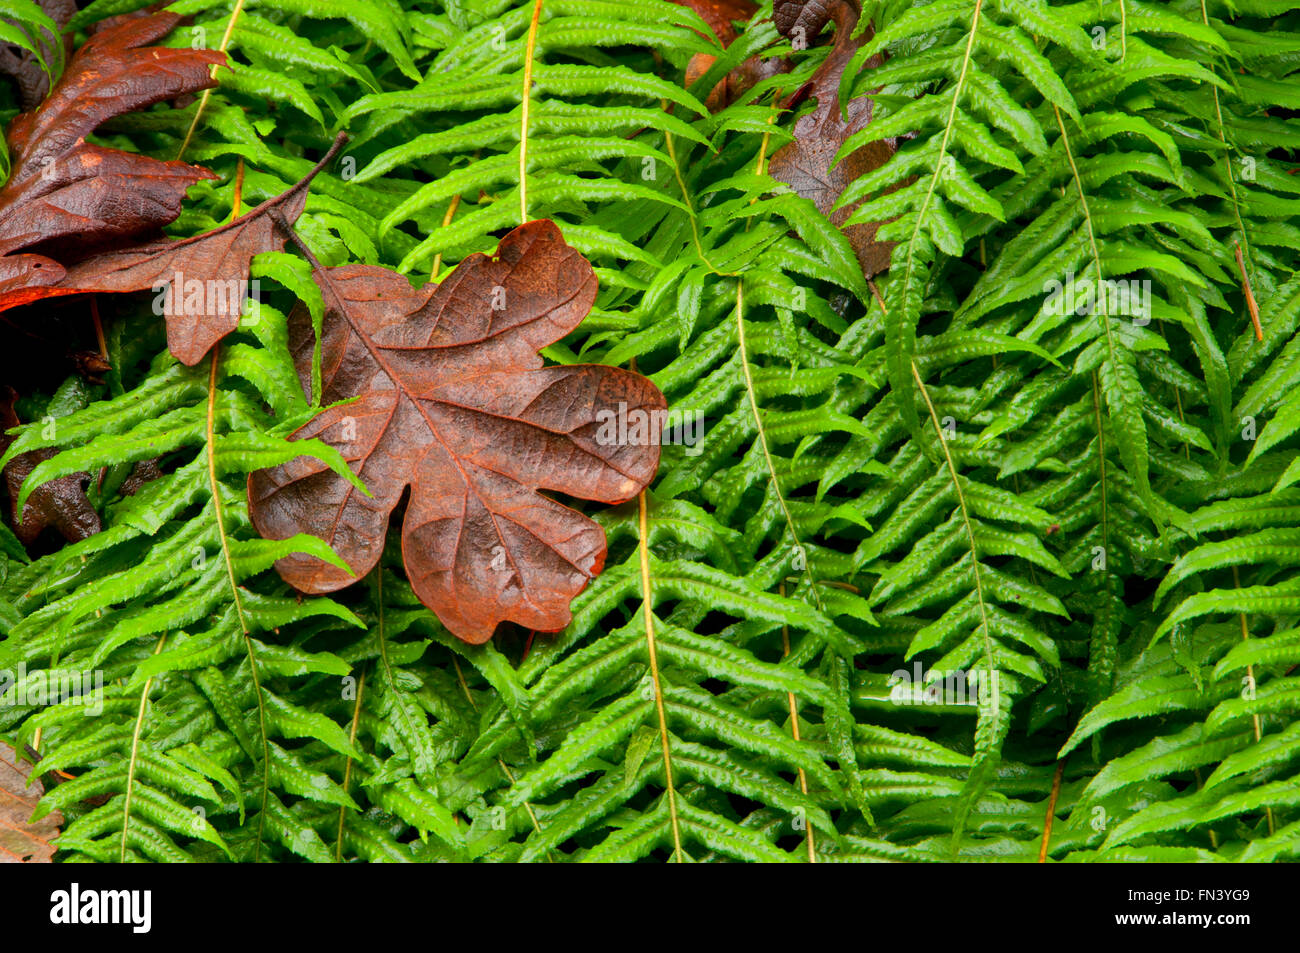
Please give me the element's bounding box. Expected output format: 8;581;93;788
0;0;1297;862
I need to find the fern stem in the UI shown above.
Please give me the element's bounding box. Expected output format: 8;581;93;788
519;0;543;224
663;123;724;274
449;656;548;848
1038;760;1063;862
637;489;683;861
1053;107;1107;322
1091;379;1109;585
431;192;463;281
780;584;815;863
206;349;270;860
1200;0;1258;305
891;0;983;421
337;666;366;862
1232;566;1274;836
120;633;167;862
1234;242;1263;342
735;282;823;609
176;0;246;161
911;360;996;676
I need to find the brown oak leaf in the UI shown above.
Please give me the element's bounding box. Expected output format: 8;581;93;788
672;0;791;111
0;10;343;366
51;136;344;366
769;0;899;277
0;387;99;544
0;12;222;266
249;221;665;644
0;742;62;863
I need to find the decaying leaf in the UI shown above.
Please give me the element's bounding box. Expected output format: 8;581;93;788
0;12;222;269
0;10;342;367
0;742;62;863
0;387;99;544
249;221;665;644
769;0;899;277
51;136;344;366
120;457;163;497
672;0;781;111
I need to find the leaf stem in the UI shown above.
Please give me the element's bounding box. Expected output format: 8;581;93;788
638;489;683;861
1038;759;1063;862
206;349;270;859
177;0;246;161
120;633;167;862
736;282;823;610
336;666;365;862
1232;566;1274;836
911;360;995;676
519;0;544;224
780;583;815;863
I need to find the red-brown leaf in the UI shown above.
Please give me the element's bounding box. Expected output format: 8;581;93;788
0;12;223;261
0;387;100;544
50;138;344;366
0;742;62;864
0;0;75;110
768;0;900;277
0;11;343;366
248;221;666;644
673;0;791;111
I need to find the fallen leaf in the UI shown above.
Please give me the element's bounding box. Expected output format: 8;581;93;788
120;457;163;496
249;221;665;644
0;10;343;367
0;742;62;863
674;0;755;111
772;0;838;40
768;0;899;277
0;387;100;544
0;11;222;263
51;135;345;366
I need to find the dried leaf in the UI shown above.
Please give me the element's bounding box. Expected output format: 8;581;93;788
0;11;342;366
673;0;792;112
0;12;222;262
249;221;665;644
52;137;344;366
769;0;899;277
0;387;100;544
0;742;61;863
120;457;163;496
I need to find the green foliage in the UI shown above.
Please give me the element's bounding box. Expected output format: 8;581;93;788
1;0;1298;861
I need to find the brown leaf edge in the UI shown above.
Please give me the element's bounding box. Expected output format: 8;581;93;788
0;741;62;863
4;131;350;367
